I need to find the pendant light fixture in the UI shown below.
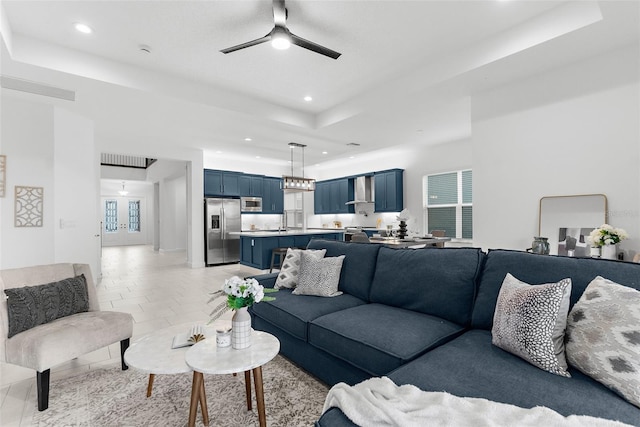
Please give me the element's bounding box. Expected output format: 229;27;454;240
283;143;315;192
118;181;129;196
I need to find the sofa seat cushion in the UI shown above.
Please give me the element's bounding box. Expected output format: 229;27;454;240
5;310;133;372
250;288;366;341
306;240;382;302
387;329;640;426
309;303;465;376
369;247;485;326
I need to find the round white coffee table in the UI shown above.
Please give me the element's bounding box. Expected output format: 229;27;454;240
185;331;280;427
124;323;212;397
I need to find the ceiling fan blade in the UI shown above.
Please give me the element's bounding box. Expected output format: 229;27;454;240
273;0;287;26
220;35;271;54
290;33;341;60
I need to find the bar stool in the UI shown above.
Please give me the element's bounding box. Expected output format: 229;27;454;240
270;247;289;273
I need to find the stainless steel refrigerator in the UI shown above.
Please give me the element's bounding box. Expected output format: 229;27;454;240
205;198;241;265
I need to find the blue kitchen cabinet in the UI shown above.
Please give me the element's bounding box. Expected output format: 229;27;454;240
314;181;329;214
239;174;263;197
374;169;403;212
314;178;354;214
204;169;240;197
262;177;283;214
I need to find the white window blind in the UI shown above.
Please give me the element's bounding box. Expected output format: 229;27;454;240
424;170;472;239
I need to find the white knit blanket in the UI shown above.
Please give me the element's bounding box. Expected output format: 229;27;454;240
322;377;632;427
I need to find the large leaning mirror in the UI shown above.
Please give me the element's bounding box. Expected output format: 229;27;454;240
538;194;608;256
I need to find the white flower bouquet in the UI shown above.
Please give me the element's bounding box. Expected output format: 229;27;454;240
587;224;628;247
208;276;276;321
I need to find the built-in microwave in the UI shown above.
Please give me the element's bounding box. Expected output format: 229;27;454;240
241;197;262;212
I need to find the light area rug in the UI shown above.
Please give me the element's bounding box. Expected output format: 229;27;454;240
32;355;328;426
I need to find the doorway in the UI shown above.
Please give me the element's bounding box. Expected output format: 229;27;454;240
101;196;148;246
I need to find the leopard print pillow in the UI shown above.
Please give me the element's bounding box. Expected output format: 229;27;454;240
492;273;572;377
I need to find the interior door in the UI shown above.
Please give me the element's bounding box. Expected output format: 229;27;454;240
101;197;147;246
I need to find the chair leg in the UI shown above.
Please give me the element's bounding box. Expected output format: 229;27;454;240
120;338;130;370
37;369;50;411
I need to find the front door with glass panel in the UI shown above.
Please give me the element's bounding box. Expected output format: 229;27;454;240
102;197;147;246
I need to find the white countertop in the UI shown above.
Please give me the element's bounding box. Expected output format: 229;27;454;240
232;229;345;237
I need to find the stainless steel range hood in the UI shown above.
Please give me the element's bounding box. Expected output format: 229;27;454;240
346;176;374;205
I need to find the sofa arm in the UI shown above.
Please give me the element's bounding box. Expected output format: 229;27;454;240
249;272;279;289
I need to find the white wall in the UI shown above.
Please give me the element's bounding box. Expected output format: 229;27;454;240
0;96;99;274
53;108;99;273
158;174;187;252
473;47;639;258
0;97;55;269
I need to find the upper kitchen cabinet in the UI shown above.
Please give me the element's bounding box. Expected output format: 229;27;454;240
204;169;240;197
374;169;404;212
262;177;284;214
314;178;354;214
239;174;263;197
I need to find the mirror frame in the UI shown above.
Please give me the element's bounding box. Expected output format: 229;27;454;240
538;194;608;256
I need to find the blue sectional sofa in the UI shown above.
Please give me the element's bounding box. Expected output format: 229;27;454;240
249;240;640;426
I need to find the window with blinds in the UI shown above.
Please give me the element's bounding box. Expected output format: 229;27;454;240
424;170;472;239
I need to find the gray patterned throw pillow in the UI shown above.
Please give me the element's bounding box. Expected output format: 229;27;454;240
492;273;572;377
274;248;326;289
4;274;90;338
565;276;640;408
293;252;345;297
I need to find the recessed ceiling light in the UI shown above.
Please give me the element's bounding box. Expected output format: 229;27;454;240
244;137;252;141
349;156;355;159
255;156;261;159
304;96;313;102
215;151;222;154
322;151;328;155
74;23;92;34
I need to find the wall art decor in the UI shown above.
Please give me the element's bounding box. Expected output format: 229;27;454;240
0;155;6;198
557;227;595;257
15;186;44;227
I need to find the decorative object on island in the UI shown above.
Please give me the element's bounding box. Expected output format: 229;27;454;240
396;209;411;239
283;142;315;192
398;221;407;239
587;224;628;260
208;276;276;349
528;237;550;255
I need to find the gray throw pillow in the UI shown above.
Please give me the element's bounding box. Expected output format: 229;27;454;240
492;273;572;377
293;253;345;297
274;248;326;289
565;276;640;408
4;274;90;338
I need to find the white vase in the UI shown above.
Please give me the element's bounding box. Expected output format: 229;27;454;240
601;244;617;260
231;306;252;349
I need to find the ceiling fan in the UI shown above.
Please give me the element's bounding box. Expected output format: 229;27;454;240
220;0;341;60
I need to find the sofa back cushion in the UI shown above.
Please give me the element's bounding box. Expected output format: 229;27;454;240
369;247;485;326
306;240;382;301
471;249;640;330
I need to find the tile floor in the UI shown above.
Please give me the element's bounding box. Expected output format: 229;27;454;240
0;245;263;427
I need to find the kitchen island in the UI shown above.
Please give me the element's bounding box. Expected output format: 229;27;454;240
236;230;344;270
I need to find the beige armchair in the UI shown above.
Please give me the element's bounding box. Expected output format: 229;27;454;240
1;263;133;411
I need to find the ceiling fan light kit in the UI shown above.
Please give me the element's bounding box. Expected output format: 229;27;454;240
220;0;341;59
271;26;291;50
